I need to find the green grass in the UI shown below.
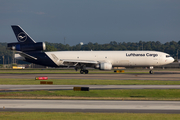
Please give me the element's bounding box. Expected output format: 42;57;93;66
1;89;180;100
0;112;180;120
0;78;180;85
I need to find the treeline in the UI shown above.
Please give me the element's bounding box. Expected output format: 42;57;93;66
0;41;180;64
46;41;180;57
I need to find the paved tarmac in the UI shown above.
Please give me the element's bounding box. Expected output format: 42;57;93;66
0;99;180;113
0;72;180;80
0;72;180;113
0;85;180;91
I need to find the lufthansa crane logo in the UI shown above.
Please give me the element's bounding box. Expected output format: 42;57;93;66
17;32;27;42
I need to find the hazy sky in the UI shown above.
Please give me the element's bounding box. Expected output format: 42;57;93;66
1;0;180;45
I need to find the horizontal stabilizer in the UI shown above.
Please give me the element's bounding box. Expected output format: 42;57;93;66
16;51;37;60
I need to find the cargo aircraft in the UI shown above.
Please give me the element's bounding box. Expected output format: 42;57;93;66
7;25;174;74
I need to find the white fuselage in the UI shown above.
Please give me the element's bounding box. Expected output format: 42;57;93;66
45;51;174;67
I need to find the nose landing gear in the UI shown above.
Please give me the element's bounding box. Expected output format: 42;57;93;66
149;66;154;74
149;70;154;74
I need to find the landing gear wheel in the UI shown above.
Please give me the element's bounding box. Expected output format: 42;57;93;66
149;70;154;74
84;70;89;74
80;70;84;74
80;70;89;74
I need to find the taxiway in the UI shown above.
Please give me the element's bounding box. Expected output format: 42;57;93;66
0;99;180;113
0;85;180;91
0;72;180;80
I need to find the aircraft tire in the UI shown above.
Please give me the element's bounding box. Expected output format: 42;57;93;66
149;70;154;74
84;70;89;74
80;70;84;74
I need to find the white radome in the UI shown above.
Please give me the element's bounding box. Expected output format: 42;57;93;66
80;42;83;45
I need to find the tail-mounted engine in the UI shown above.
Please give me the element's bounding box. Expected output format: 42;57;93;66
7;42;46;52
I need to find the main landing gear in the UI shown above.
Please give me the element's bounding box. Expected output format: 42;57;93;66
75;65;89;74
80;70;89;74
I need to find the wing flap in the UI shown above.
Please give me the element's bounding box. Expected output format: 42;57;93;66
61;59;98;64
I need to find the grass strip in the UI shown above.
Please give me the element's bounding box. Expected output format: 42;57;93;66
0;78;180;85
0;89;180;100
0;112;180;120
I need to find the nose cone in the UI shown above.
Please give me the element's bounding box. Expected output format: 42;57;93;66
170;57;175;63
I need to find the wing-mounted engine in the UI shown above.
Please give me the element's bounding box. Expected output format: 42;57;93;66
7;42;46;52
95;62;112;70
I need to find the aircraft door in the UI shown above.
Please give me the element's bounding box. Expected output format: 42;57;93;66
158;54;162;65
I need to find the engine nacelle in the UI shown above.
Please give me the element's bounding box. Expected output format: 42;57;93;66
97;63;112;70
7;42;46;52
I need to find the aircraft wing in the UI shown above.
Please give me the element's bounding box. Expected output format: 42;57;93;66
60;59;98;64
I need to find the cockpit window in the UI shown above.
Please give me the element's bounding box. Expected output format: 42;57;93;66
166;55;171;58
